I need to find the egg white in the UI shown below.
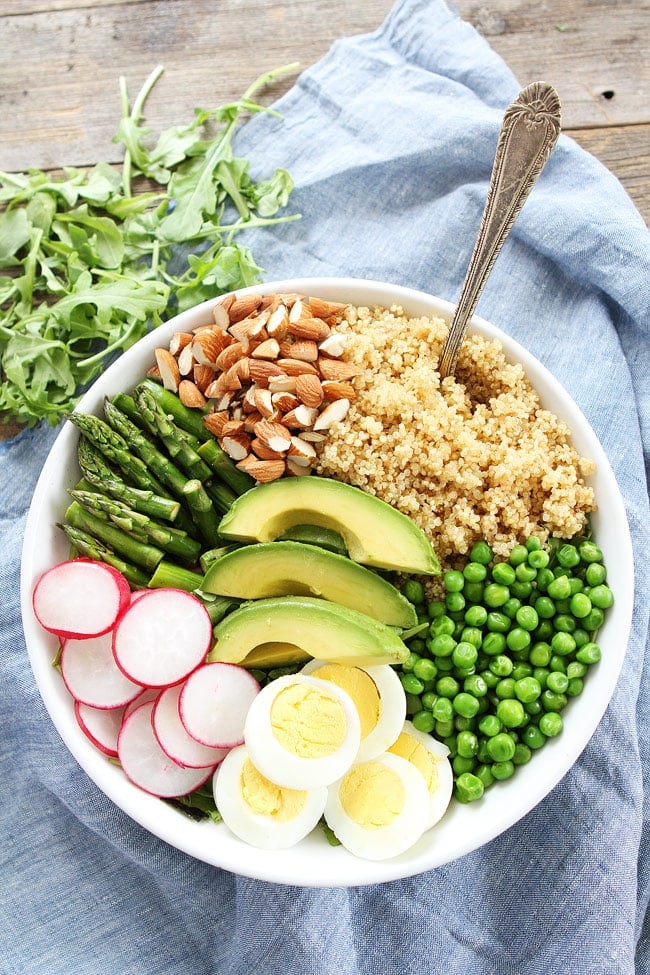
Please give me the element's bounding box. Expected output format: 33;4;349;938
244;673;361;789
324;752;430;861
213;744;327;850
301;660;406;762
388;720;453;829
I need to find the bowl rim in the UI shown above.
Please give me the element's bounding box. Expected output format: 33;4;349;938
20;276;634;887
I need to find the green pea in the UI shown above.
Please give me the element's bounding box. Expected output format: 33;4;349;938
536;567;555;592
486;611;511;633
453;754;476;776
489;654;513;678
514;676;542;703
548;655;567;674
470;540;493;565
421;691;437;710
495;677;516;700
567;660;588;679
444;569;465;592
534;596;556;619
508;545;529;566
579;541;603;564
428;633;456;658
427;600;446;620
412;710;435;734
551;631;576;656
539;711;563;737
413;657;438;682
556;543;581;568
460;626;483;648
491;562;516;586
445;591;466;613
524;699;543;717
482;631;507;656
497;698;526;728
436;656;454;673
589;585;614;609
534;620;554;641
527;548;549;569
513;742;532;765
429;614;456;637
452;641;478;670
432;696;454;722
547;575;572;600
546;671;569;694
526;537;542;552
436;676;460;699
405;693;422;716
532;666;550;687
456;730;479;758
511;662;533;681
541;689;568;712
506;627;531;652
585;562;607;586
453;692;480;718
515;562;537;583
462;581;485;604
401;651;420;673
522;724;546;750
516;606;539;631
435;719;454;738
463;561;488;583
553;614;577;633
510;581;533;600
570;592;592;619
401;673;424;695
569;577;584;595
454;715;474;732
464;604;488;627
455;772;485;803
474;764;495;789
503;597;522;619
491;759;515;781
483;583;510;608
528;641;552;667
464;674;488;698
566;677;584;697
583;607;605;632
403;579;425;604
576;642;601;665
480;669;499;689
573;628;590;649
478;714;502;738
487;732;516;762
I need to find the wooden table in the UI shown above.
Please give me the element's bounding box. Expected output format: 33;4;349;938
1;0;648;439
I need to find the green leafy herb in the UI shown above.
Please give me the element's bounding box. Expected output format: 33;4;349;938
0;63;300;428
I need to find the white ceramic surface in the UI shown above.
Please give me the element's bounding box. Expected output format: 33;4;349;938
20;278;634;887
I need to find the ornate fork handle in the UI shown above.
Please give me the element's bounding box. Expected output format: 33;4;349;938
438;82;562;379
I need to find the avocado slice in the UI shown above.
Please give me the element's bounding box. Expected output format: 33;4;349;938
201;541;417;628
218;477;440;575
207;596;410;668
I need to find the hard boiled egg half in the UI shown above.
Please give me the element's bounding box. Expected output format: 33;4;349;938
243;673;361;789
301;660;406;761
213;743;327;850
388;720;453;829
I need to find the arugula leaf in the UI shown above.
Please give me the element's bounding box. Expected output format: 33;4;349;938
0;63;301;428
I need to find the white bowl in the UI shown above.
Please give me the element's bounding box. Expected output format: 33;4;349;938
20;277;634;886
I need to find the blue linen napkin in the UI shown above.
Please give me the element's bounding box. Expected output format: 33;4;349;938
2;0;649;972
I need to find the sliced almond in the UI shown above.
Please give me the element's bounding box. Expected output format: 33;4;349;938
266;303;289;337
299;430;327;443
193;328;232;365
318;333;348;358
203;412;230;437
317;358;362;382
250;437;284;461
228;294;263;324
177;342;195;377
286;458;312;477
288;436;317;461
213;301;231;329
169;331;193;356
277;357;319;377
253;387;276;418
287;317;331;342
236;457;286;483
243;410;263;433
285;339;318;362
306;297;348;321
229;313;268;351
178;379;206;409
223;363;243;392
253;418;292;454
234;357;251;383
146;364;161;381
251;337;281;360
271;391;300;413
282;404;319;429
193;363;216;393
215;342;246;372
220;418;246;437
321;380;357;402
267;374;297;394
221;432;251;461
313;398;350;430
288;297;304;323
155;348;181;392
295;373;324;408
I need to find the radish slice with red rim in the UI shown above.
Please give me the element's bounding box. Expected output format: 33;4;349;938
179;662;260;749
117;700;216;798
61;631;143;709
153;684;230;769
32;559;130;639
123;686;161;721
112;588;212;688
74;701;125;757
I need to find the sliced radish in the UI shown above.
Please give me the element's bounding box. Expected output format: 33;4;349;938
123;686;161;721
61;631;143;709
112;588;211;688
75;701;125;757
153;684;230;769
33;559;130;639
179;663;260;748
117;700;215;798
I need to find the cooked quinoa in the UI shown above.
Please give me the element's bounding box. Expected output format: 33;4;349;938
313;304;596;569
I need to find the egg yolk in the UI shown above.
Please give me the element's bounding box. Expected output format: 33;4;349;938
270;682;347;758
309;664;380;741
240;758;308;821
389;732;438;794
339;762;405;829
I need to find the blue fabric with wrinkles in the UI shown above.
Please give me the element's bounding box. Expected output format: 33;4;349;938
1;1;649;972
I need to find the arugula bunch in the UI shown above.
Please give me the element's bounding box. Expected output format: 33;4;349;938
0;64;300;428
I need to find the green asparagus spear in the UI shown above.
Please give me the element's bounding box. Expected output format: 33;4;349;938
199;544;241;574
182;479;223;548
77;437;181;523
204;478;237;514
132;385;213;481
68;411;170;497
59;523;150;589
69;490;201;563
139;378;208;441
197;439;254;495
65;501;165;572
147;561;204;592
102;397;190;500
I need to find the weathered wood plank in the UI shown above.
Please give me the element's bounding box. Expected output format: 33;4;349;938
569;123;650;222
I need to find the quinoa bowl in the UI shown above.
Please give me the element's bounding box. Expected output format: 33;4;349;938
20;277;634;886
